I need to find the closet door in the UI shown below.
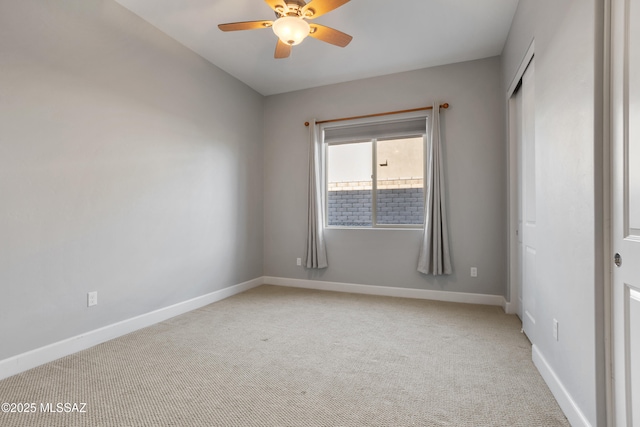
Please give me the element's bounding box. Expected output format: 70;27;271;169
520;60;537;343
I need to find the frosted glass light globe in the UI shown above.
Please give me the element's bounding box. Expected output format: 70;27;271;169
272;16;310;46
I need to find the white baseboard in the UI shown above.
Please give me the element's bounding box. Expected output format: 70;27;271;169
503;299;515;314
264;276;507;308
532;345;592;427
0;277;263;381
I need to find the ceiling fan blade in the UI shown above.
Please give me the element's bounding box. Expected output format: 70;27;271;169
309;24;352;47
218;20;273;32
302;0;350;19
275;40;292;58
264;0;288;14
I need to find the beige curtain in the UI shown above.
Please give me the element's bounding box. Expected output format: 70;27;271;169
418;104;452;275
304;120;328;269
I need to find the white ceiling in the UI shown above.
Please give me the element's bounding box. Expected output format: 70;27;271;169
113;0;519;96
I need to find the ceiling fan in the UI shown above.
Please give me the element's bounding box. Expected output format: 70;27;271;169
218;0;352;59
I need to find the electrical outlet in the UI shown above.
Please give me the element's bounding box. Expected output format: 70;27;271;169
87;291;98;307
553;319;559;341
296;258;302;266
470;267;478;277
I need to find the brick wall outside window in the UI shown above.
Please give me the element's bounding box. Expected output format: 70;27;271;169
327;179;424;227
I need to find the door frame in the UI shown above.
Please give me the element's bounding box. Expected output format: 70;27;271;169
507;40;535;316
603;0;613;425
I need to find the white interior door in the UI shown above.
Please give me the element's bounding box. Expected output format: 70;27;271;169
510;84;524;319
520;61;537;342
612;0;640;425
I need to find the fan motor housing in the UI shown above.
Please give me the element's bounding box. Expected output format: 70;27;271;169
276;0;309;17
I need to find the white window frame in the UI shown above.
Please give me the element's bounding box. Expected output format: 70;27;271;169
320;111;430;229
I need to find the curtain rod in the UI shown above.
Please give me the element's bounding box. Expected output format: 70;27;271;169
304;103;449;127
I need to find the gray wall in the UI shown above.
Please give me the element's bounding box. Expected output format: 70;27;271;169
501;0;606;425
264;57;506;296
0;0;264;360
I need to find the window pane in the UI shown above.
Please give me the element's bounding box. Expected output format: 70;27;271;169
376;137;424;225
327;141;372;227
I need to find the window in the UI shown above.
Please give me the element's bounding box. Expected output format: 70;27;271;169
323;115;428;228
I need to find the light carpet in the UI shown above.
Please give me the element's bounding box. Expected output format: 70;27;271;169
0;285;569;426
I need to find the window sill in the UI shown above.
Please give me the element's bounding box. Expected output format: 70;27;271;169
325;226;424;231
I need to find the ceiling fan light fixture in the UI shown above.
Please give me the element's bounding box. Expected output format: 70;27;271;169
272;16;310;46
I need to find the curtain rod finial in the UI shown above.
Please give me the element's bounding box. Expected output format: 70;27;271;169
305;122;310;127
441;103;449;109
